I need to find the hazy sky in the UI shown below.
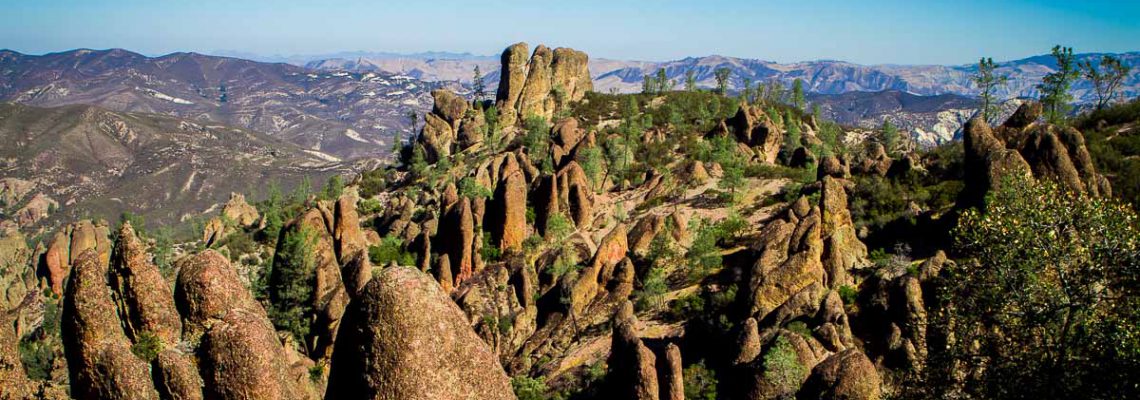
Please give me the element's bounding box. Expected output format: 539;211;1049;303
3;0;1138;65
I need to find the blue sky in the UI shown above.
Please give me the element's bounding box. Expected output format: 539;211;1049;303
2;0;1138;65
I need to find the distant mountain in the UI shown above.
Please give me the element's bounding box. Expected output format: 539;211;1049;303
296;49;1139;104
0;102;350;227
0;48;455;160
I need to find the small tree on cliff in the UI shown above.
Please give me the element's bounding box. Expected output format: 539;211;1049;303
472;65;487;101
267;225;318;345
791;79;805;111
972;57;1008;123
1038;45;1080;124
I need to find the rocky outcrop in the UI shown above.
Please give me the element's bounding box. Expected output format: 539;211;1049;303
176;250;302;399
326;267;515;400
437;197;476;287
222;192;260;227
495;42;531;127
963;102;1110;207
711;103;784;164
62;250;160;400
13;193;56;227
748;200;826;318
495;43;592;125
42;220;111;296
820;176;868;289
799;349;882;400
607;301;659;400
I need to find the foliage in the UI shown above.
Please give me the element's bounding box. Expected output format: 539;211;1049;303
685;69;698;91
458;177;493;200
881;119;899;156
714;68;732;95
791;78;805;111
930;176;1140;399
360;168;388;198
511;376;563;400
358;197;383;214
129;331;163;362
18;337;55;380
1038;45;1080;124
575;146;603;190
838;285;857;306
267;225;318;344
685;218;724;282
635;231;676;311
368;235;415;266
683;361;719;400
523;115;554;173
481;233;502;263
1078;99;1140;208
473;65;487;101
710;135;746;202
763;336;807;398
1080;54;1132;111
972;57;1009;123
782;110;802;163
320;175;344;201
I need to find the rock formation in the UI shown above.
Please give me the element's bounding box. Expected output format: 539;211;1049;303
326;267;516;400
495;42;592;126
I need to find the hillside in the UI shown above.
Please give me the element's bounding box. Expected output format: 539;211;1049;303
0;102;349;231
0;49;454;160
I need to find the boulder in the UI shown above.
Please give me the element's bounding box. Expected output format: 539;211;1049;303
110;222;182;345
820;176;867;289
961;116;1033;208
326;267;515;400
748;205;826;318
799;349;882;400
660;344;684;400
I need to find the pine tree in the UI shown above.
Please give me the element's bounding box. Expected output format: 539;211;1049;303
791;79;805;110
1037;45;1079;124
972;57;1008;123
655;68;671;93
881;119;899;156
685;69;697;91
714;68;731;95
1080;54;1133;110
473;65;487;101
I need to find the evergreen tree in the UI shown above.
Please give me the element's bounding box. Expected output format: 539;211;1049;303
685;69;697;91
741;77;753;103
655;68;671;93
791;79;805;110
267;225;318;345
972;57;1009;123
783;110;801;162
642;74;655;94
472;65;487;101
1080;54;1133;110
1038;45;1079;124
714;68;731;95
881;119;899;156
407;110;419;137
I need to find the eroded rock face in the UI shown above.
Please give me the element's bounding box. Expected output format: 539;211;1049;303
495;42;531;127
326;267;515;400
964;103;1110;207
222;192;260;228
43;220;111;297
176;250;301;399
62;250;160;400
799;349;882;400
607;301;659;400
110;222;183;345
712;103;784;164
820;176;868;289
495;42;591;126
748;202;826;318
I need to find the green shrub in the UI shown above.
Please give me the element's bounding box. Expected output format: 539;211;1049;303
368;235;415;266
130;331;163;362
838;285;857;306
786;321;812;338
683;361;719;400
763;336;807;397
358;197;383;214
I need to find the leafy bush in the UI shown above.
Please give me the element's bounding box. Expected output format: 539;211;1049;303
684;361;719;400
927;176;1140;399
358;197;383;215
838;285;857;306
511;376;561;400
459;177;493;200
368;235;415;266
763;336;807;397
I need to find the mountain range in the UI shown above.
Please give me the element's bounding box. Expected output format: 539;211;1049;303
0;49;461;160
289;50;1140;104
